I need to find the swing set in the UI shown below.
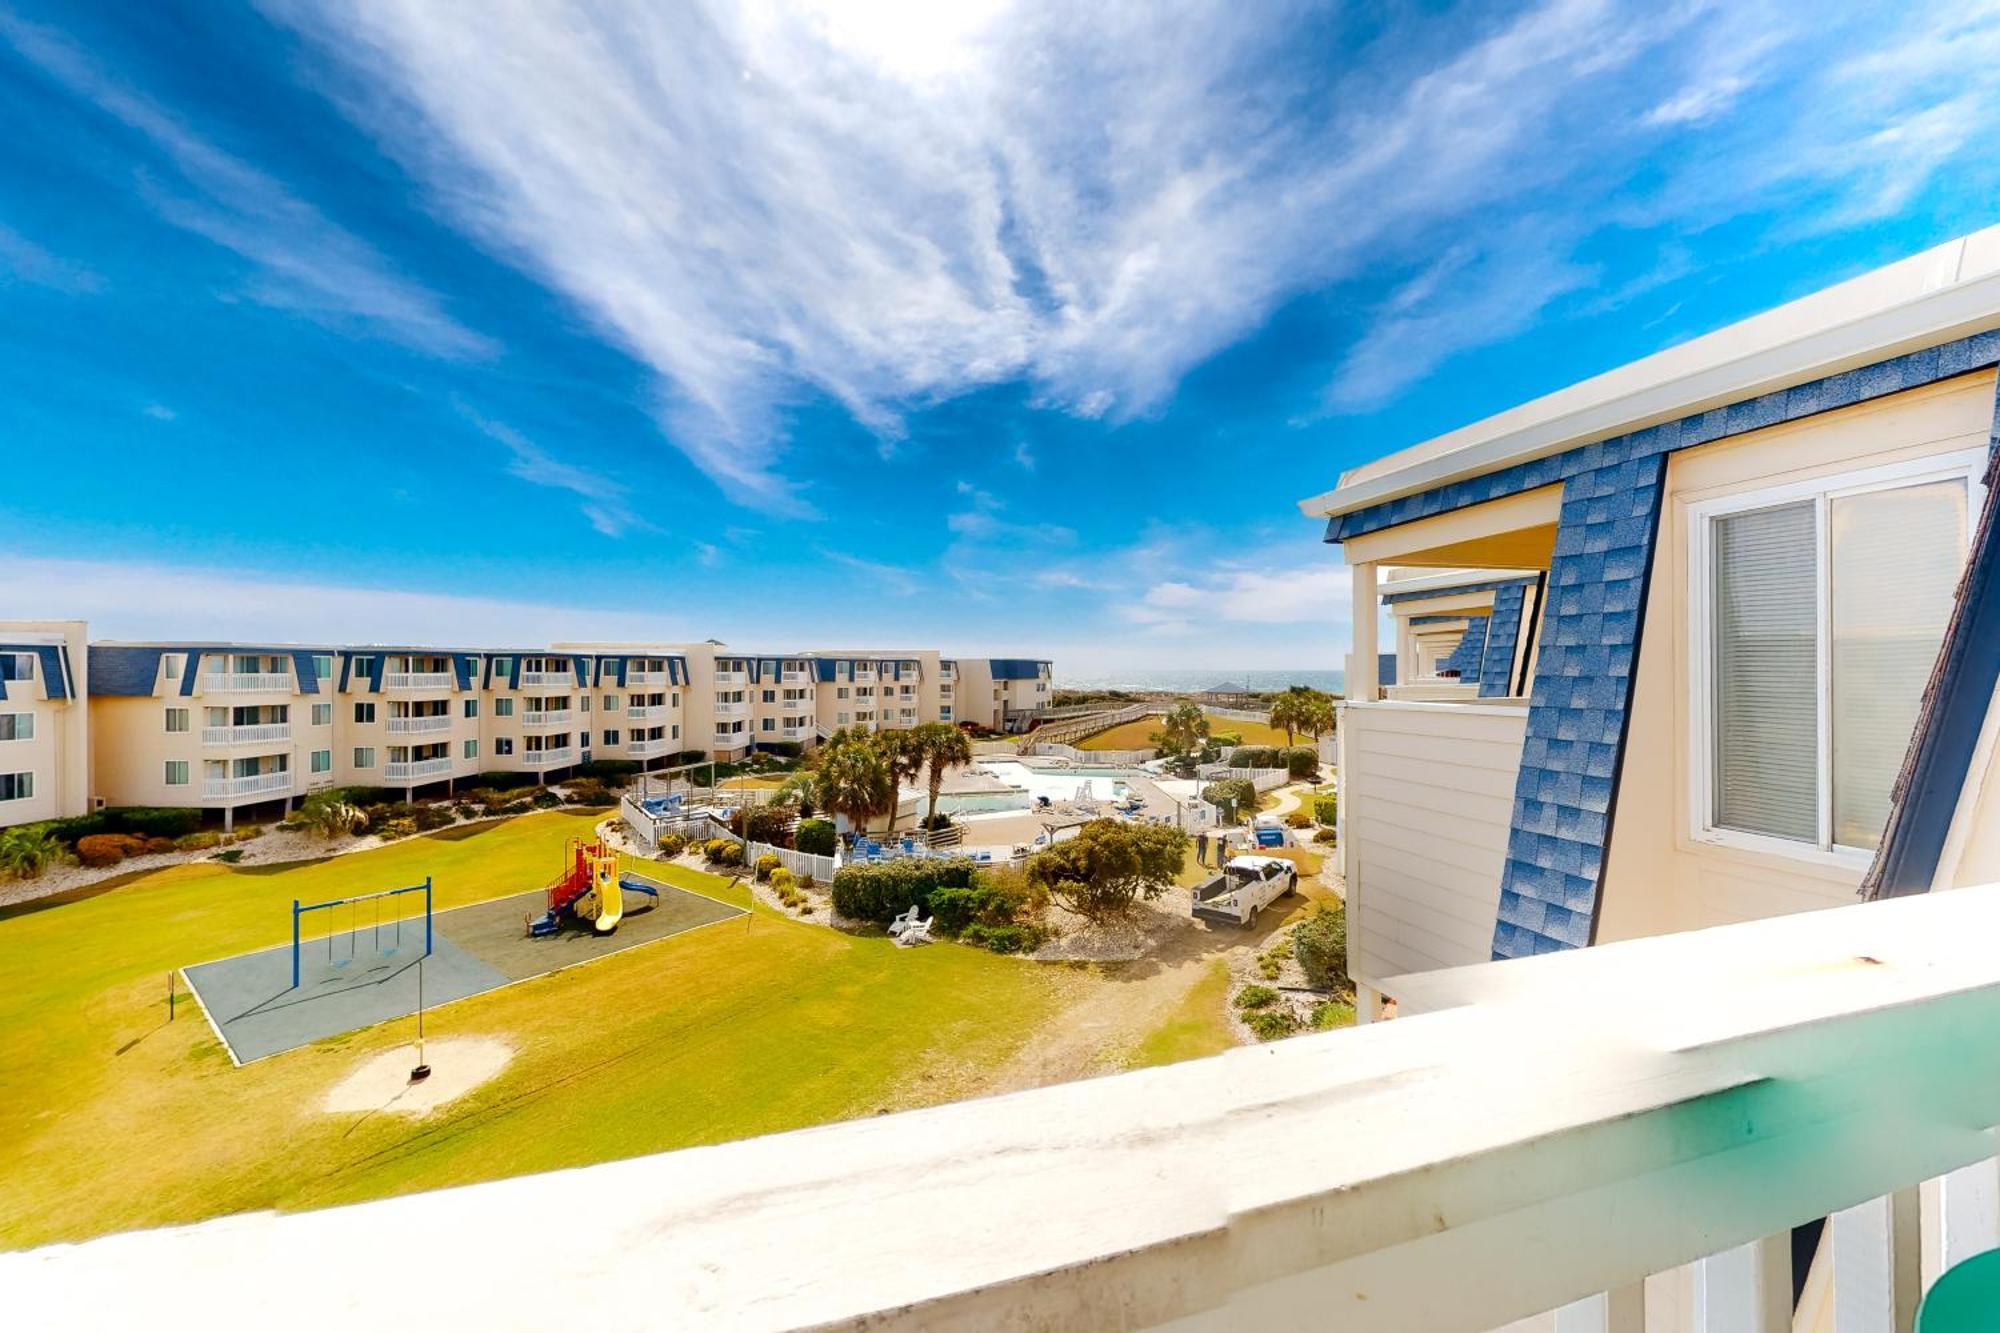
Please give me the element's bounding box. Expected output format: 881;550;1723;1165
291;879;433;990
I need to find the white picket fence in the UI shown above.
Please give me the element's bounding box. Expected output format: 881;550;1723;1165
1195;765;1290;793
620;797;838;882
1027;742;1156;765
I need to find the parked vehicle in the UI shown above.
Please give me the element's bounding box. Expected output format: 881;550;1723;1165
1191;855;1297;928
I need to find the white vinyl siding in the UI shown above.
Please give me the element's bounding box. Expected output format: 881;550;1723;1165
1693;451;1980;862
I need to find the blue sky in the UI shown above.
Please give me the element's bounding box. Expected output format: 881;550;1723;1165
3;0;1997;674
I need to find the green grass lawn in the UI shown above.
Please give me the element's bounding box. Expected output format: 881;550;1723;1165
0;810;1070;1248
1076;711;1294;752
1116;960;1235;1070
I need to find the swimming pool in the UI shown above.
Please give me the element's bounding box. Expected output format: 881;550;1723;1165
969;760;1131;804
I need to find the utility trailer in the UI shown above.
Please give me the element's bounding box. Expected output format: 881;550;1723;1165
1191;855;1298;928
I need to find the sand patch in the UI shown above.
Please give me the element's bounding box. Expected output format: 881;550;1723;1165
321;1038;514;1117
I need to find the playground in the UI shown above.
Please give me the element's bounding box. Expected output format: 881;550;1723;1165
183;851;742;1063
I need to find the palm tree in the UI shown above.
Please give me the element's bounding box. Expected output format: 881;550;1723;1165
0;825;65;880
1149;701;1210;761
812;732;896;839
1268;686;1333;750
772;769;819;817
876;728;927;835
911;721;974;830
298;792;366;839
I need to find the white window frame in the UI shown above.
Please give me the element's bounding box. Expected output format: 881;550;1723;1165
0;712;32;742
354;747;376;770
1686;448;1986;870
164;760;189;787
0;770;33;801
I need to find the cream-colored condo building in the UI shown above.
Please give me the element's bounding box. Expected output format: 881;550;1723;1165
0;633;1050;830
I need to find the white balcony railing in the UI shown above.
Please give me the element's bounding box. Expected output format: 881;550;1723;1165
522;748;573;767
781;671;809;684
384;758;455;781
519;670;572;688
625;669;668;686
714;700;749;717
384;671;453;692
27;886;2000;1329
521;710;573;728
712;730;748;747
780;725;811;739
625;739;666;757
199;724;291;746
851;669;876;683
200;771;294;800
202;672;291;694
713;670;748;686
386;715;453;734
626;705;664;720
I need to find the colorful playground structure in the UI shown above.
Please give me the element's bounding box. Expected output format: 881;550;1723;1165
528;838;658;937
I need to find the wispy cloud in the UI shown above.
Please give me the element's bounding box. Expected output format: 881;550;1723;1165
459;407;644;538
0;220;102;293
0;12;490;358
140;403;176;421
814;546;922;597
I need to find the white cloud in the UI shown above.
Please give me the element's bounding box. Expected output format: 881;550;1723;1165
813;547;923;596
0;221;102;293
459;408;643;538
0;13;491;358
140;403;177;422
1126;560;1353;630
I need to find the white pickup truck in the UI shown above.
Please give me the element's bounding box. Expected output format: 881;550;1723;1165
1190;855;1298;928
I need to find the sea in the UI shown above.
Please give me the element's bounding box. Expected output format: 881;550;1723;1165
1053;668;1345;695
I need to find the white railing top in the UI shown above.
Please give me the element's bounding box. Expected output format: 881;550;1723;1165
25;884;2000;1330
200;724;291;744
202;671;292;692
384;671;454;690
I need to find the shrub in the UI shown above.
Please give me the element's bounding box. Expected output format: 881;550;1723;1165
574;759;641;784
360;801;417;834
531;789;563;809
175;830;222;851
754;852;783;882
798;872;816;892
1200;778;1256;821
214;848;246;865
45;813;110;846
1211;730;1242;747
1234;984;1280;1011
1310;1000;1355;1031
1284;810;1311;829
412;804;456;832
1312;793;1339;826
1245;1008;1298;1041
830;857;977;924
562;777;613;806
105;807;204;839
452;803;478;821
927;869;1040;936
1231;746;1281;769
76;833;146;868
960;922;1045;955
1284;747;1320;780
1291;902;1349;992
0;825;66;879
794;818;837;857
142;836;177;855
770;867;795;891
378;818;419;840
703;838;745;867
1313;827;1338;845
918;812;953;831
1025;821;1188;922
656;832;688;857
730;804;793;848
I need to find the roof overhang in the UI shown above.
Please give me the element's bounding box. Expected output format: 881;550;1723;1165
1300;227;2000;521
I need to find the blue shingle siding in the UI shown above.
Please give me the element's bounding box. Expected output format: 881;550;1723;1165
1327;331;2000;546
1408;614;1464;626
179;650;203;696
368;654;386;694
571;656;589;687
988;659;1049;680
452;655;477;691
84;646;165;697
1491;452;1667;960
1478;583;1530;697
1378;652;1398;687
1438;616;1490;678
291;651;321;696
0;645;70;702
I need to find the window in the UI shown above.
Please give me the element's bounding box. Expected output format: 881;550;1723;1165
353;702;376;724
602;729;620;746
311;750;332;774
671;691;680;708
495;737;514;757
311;703;332;727
582;697;591;713
1693;452;1981;862
165;761;189;786
0;713;30;742
165;707;189;733
0;771;33;801
459;699;475;719
352;655;374;677
941;706;953;720
837;687;850;699
579;731;592;747
761;717;774;732
353;747;376;769
671;724;680;739
496;698;514;717
762;689;775;703
162;654;178;680
313;654;333;679
464;739;479;760
604;695;619;711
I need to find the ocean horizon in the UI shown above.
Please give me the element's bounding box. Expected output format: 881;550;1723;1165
1053;668;1345;695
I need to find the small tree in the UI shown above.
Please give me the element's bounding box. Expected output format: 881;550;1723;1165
1025;820;1189;922
0;825;65;880
876;729;927;835
812;730;897;836
298;793;366;840
1201;777;1257;823
911;721;974;831
1150;701;1214;777
1268;685;1335;750
1291;901;1349;993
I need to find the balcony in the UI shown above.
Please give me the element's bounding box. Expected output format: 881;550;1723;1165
626;705;664;721
781;694;813;709
202;672;291;694
201;771;293;800
780;724;811;739
384;671;453;692
522;709;573;728
386;715;454;734
625;669;668;686
711;730;749;747
28;885;2000;1329
520;670;573;688
713;670;748;686
626;739;667;757
851;669;877;684
781;670;809;684
384;757;455;781
200;723;291;746
522;747;574;767
714;700;749;717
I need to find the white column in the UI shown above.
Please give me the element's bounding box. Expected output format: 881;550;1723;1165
1693;1235;1788;1333
1554;1284;1644;1333
1354;984;1383;1026
1348;561;1379;702
1922;1157;2000;1289
1834;1188;1920;1333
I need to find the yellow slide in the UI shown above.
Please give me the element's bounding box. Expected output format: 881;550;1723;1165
582;845;623;933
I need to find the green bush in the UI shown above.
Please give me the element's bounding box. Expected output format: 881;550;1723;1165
1291;902;1349;992
1200;778;1256;819
754;852;783;882
1285;748;1320;780
703;838;744;867
377;818;418;840
562;777;613;806
1310;1000;1355;1030
0;825;66;879
830;857;977;924
1245;1008;1298;1041
177;830;223;850
44;813;111;846
918;812;953;831
105;806;205;839
1312;793;1339;826
214;848;246;865
798;872;817;892
960;922;1045;955
794;818;837;856
656;832;688;857
730;804;793;848
574;759;641;783
770;867;795;891
412;804;455;832
1211;730;1242;747
452;803;478;821
531;789;563;809
1234;984;1280;1011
